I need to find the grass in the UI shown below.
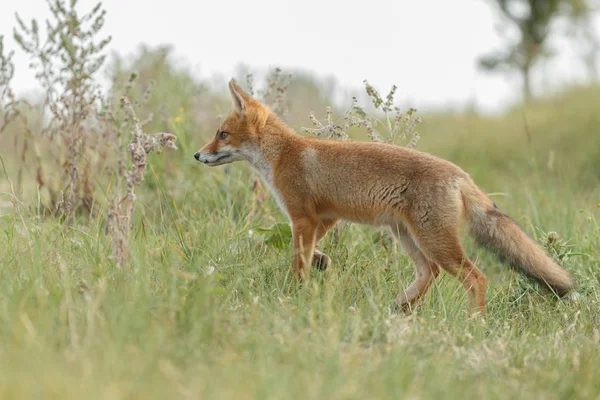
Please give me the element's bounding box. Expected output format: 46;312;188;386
1;83;600;399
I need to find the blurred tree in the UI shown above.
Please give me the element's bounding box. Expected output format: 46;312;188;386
563;1;600;80
479;0;599;101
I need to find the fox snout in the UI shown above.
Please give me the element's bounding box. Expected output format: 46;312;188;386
193;151;208;163
194;141;219;164
193;145;244;167
193;151;220;165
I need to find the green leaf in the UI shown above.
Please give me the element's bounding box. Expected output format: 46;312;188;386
256;223;292;249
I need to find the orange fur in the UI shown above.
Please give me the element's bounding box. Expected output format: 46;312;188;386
194;79;576;314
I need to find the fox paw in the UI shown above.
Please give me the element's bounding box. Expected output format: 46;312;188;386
312;250;331;271
393;297;416;315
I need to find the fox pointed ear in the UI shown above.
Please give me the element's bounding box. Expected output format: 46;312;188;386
228;78;253;113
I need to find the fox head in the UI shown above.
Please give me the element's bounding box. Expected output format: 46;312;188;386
194;79;270;166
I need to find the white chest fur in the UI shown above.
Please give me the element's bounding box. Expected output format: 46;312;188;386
243;146;289;218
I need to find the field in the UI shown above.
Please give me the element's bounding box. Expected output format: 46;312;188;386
1;64;600;399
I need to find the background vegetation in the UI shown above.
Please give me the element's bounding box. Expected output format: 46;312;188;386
0;0;599;398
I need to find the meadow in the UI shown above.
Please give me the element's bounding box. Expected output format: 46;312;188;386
1;39;600;399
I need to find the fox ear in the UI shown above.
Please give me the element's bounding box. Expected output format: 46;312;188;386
228;79;252;113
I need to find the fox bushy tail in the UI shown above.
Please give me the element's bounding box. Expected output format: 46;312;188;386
462;182;575;297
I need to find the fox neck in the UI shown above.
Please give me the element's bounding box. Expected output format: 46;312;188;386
240;115;298;216
242;114;297;170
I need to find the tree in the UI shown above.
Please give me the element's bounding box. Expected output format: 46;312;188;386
479;0;598;102
563;1;600;81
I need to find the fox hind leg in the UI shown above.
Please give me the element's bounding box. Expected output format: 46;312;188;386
416;229;487;314
391;225;440;310
313;250;331;271
312;218;339;271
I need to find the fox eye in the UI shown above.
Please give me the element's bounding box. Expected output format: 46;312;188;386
219;131;229;140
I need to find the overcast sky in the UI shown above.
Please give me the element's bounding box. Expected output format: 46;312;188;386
1;0;597;114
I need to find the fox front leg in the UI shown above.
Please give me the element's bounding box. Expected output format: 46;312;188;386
291;217;318;281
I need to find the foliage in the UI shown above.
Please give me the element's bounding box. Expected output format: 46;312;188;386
6;0;177;261
0;152;598;398
479;0;599;100
301;80;422;147
255;222;293;249
13;0;112;219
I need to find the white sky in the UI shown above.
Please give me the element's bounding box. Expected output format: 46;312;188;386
1;0;597;114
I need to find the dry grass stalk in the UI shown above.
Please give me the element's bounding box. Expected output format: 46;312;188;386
106;96;177;266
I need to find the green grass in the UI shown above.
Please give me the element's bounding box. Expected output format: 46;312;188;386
1;85;600;399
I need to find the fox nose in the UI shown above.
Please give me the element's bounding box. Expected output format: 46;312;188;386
194;152;200;161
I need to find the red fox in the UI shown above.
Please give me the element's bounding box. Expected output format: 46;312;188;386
194;79;576;313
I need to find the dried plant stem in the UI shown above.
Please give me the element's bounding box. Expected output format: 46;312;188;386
0;156;32;248
107;97;177;267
